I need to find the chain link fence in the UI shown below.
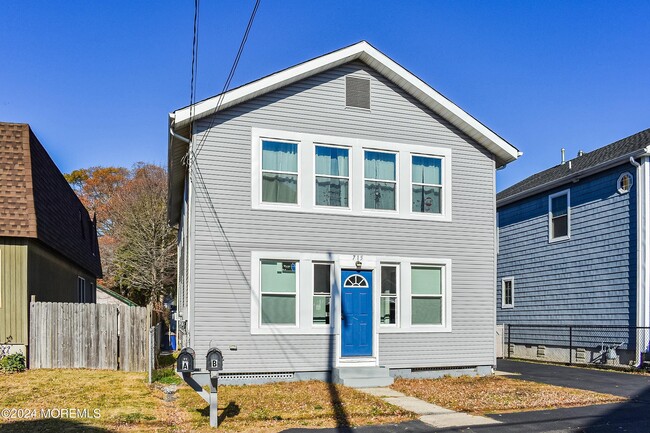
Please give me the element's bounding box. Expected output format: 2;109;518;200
504;324;650;367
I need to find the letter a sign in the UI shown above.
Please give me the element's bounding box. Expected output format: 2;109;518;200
182;360;189;370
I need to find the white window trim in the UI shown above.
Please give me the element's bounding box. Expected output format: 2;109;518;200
312;262;334;327
618;172;633;194
255;256;301;331
548;189;571;243
251;127;452;221
501;277;514;309
313;143;352;210
379;264;399;327
250;251;452;335
363;149;399;213
258;136;302;208
410;153;445;216
409;264;447;328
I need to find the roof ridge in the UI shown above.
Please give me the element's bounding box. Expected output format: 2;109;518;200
498;128;650;203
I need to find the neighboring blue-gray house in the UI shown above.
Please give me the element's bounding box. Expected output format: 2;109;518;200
167;42;520;386
497;129;650;365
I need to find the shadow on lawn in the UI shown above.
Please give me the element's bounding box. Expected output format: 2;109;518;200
196;400;240;424
0;419;112;432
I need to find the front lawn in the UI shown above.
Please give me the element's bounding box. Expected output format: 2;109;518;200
0;369;414;432
177;380;415;432
392;375;626;414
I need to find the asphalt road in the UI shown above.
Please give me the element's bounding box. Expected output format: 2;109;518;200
284;360;650;433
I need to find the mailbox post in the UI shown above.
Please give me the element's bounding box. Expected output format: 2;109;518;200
206;347;223;428
175;346;223;428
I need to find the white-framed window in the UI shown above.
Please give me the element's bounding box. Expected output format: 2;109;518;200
549;190;570;242
261;139;299;204
313;263;332;325
502;277;514;309
77;277;86;303
410;265;444;325
380;265;398;325
260;260;298;325
364;150;397;211
251;252;452;335
618;172;633;194
314;145;350;208
251;128;452;221
411;155;443;214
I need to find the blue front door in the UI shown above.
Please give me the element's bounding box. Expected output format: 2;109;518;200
341;269;373;357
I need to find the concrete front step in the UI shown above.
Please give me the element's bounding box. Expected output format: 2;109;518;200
333;366;394;388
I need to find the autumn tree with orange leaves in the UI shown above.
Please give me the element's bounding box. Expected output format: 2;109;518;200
65;164;177;307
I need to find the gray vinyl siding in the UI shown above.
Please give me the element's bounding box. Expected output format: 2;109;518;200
497;164;637;333
188;61;496;373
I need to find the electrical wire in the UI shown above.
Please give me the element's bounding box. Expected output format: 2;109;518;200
192;0;261;157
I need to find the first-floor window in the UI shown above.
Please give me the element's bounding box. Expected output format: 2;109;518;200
411;266;443;325
313;263;332;325
502;278;514;308
77;277;86;303
380;265;398;324
260;260;297;325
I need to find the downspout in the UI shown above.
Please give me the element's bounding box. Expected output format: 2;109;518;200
630;156;649;366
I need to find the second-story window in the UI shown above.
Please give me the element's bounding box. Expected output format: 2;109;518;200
549;190;570;241
411;155;442;214
315;145;349;207
262;140;298;204
364;150;397;210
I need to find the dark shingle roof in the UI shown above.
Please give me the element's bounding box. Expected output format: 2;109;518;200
0;122;102;277
497;128;650;204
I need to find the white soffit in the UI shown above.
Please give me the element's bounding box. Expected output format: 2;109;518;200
170;41;520;164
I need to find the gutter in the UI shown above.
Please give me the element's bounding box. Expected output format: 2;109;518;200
497;147;650;207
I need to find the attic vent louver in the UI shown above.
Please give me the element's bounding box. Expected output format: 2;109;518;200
346;76;370;109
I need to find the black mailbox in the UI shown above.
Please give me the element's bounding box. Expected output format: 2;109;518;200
177;347;195;373
206;347;223;371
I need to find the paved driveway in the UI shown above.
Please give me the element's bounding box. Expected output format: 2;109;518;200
497;359;650;400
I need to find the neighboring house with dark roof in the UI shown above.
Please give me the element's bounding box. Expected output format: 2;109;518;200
168;42;520;386
496;128;650;366
0;122;102;355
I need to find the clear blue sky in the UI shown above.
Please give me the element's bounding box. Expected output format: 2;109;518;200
2;1;649;191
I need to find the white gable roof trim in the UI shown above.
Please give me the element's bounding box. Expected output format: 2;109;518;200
169;41;521;166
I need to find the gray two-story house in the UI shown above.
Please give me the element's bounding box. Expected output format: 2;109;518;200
167;42;520;385
497;129;650;366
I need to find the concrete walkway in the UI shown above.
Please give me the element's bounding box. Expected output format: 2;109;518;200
359;387;500;429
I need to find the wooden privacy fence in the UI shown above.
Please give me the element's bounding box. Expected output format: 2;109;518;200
29;301;148;371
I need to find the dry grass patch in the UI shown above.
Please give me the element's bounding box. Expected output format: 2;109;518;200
0;369;181;432
176;380;415;432
392;376;625;414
